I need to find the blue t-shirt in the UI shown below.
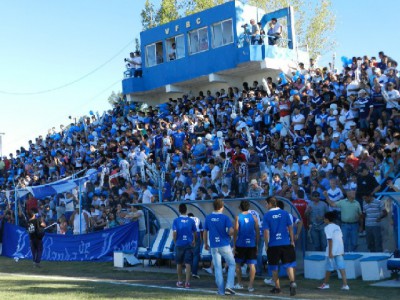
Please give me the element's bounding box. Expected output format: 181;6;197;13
262;208;293;247
172;132;185;148
172;215;196;247
154;134;163;149
236;213;256;247
205;212;233;248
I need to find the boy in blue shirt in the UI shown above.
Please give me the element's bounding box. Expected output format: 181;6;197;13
172;203;196;289
263;196;297;296
204;198;236;295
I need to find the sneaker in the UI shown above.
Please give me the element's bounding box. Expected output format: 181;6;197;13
290;282;297;296
203;267;213;274
359;231;366;237
225;287;236;295
248;287;255;292
318;283;330;289
264;278;274;286
270;287;281;294
341;285;350;291
176;281;184;288
233;283;244;289
192;274;200;279
185;282;191;289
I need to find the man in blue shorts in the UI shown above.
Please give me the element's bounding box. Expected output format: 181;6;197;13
173;203;197;289
233;200;260;292
263;196;297;296
204;198;236;295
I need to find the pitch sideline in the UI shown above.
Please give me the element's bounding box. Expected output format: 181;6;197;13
0;272;313;300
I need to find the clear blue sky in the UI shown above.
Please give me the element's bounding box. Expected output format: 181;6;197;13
0;0;398;156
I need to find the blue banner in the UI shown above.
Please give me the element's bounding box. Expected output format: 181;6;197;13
2;222;138;261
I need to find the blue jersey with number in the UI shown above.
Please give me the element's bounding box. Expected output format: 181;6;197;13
262;208;293;247
205;212;232;248
172;216;196;247
236;213;256;247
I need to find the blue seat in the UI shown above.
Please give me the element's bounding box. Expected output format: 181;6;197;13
161;230;175;267
137;228;169;265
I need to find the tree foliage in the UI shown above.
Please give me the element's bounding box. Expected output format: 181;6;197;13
140;0;158;30
248;0;335;59
157;0;180;25
107;91;122;106
182;0;226;15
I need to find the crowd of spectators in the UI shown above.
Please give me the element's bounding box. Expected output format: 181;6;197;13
0;51;399;251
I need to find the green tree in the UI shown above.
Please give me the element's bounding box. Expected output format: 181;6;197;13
249;0;335;59
157;0;180;25
140;0;159;30
107;91;122;106
183;0;225;15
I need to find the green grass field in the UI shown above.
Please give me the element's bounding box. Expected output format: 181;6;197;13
0;256;398;300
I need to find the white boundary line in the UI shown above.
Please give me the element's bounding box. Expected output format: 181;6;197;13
0;272;312;300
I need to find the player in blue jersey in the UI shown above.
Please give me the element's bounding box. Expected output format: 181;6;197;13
172;203;197;289
263;196;297;296
204;198;236;295
233;200;260;292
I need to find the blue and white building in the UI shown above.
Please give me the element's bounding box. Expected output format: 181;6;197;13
122;0;309;105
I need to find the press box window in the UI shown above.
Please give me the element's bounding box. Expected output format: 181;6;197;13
188;27;209;55
212;19;233;48
146;41;164;67
166;35;185;61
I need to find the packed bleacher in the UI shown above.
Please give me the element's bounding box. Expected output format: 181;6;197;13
0;51;399;256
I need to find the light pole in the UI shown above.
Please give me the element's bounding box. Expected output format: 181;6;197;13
0;132;5;157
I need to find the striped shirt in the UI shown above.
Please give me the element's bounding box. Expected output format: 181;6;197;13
363;199;385;227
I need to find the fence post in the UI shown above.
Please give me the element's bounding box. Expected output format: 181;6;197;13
14;185;18;226
79;180;82;235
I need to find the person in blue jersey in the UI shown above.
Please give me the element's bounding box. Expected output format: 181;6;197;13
233;200;260;293
263;196;297;296
172;128;185;151
204;198;236;295
188;212;203;279
173;203;197;289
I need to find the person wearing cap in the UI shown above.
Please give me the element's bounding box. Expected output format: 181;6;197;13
355;89;374;129
305;191;329;251
299;155;314;185
330;132;342;152
247;179;263;198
